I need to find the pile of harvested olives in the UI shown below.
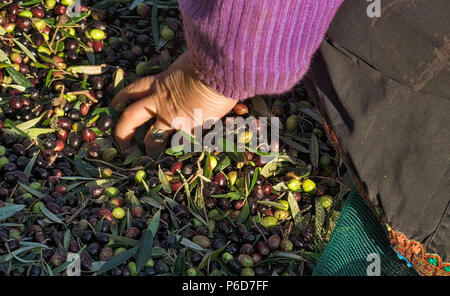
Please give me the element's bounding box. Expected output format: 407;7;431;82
0;0;349;276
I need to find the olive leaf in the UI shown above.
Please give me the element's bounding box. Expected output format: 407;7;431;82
0;49;11;63
151;0;160;50
260;157;278;178
147;209;161;238
5;66;33;89
310;133;319;168
96;246;138;275
174;235;204;251
198;242;229;271
135;230;154;274
39;205;64;224
280;136;309;154
0;204;26;221
174;248;186;275
236;201;249;224
24;150;40;178
13;39;37;62
158;165;172;194
19;182;45;199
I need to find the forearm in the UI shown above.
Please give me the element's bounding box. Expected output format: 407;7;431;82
179;0;344;100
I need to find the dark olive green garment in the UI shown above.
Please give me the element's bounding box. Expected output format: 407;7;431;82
306;0;449;275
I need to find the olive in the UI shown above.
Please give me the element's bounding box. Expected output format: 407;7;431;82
50;252;65;266
149;177;160;188
55;5;66;15
240;243;254;255
58;118;72;131
191;253;202;265
80;231;95;244
8;3;19;15
9;96;23;110
65;50;78;63
32;6;45;18
87;242;100;257
225;243;239;255
136;3;151;17
256;241;270;256
155;260;168;274
212;238;227;250
92;76;104;90
192;235;211;249
242;232;256;244
67;110;81;121
83;128;96;143
16;17;32;33
97;115;113;131
252;265;267;276
29;265;41;276
110;267;122;276
233;103;249;115
218;198;232;210
98;247;113;261
214;172;227;186
252;185;264;199
228;259;242;274
267;234;281;250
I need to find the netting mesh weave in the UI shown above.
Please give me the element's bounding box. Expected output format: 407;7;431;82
313;189;418;276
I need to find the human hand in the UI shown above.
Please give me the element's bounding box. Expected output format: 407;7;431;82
109;52;237;156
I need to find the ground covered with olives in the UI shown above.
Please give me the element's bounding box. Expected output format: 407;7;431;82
0;0;351;276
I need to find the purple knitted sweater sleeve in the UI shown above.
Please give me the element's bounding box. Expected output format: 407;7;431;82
178;0;344;100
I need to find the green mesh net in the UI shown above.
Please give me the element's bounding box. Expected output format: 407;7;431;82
313;189;418;276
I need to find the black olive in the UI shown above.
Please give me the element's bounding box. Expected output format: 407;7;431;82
97;115;113;131
80;231;95;244
228;259;242;274
95;232;109;245
212;238;227;250
242;232;256;244
29;265;41;276
155;260;168;274
225;243;239;255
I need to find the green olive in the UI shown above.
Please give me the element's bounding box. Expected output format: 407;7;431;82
227;171;238;186
45;0;56;9
302;179;316;193
30;182;41;191
319;195;333;209
135;170;146;184
18;11;33;18
240;268;255;276
127;262;137;276
32;201;45;213
0;145;5;156
101;147;118;162
89;29;106;41
34;20;47;31
0;157;8;170
38;45;52;56
105;187;119;198
287;179;301;191
260;216;278;229
221;252;233;264
160;25;175;41
187;267;197;276
192;235;211;249
237;254;254;267
274;209;289;220
135;61;151;77
319;155;331;166
146;259;155;267
61;0;75;5
113;247;127;257
286;115;299;131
